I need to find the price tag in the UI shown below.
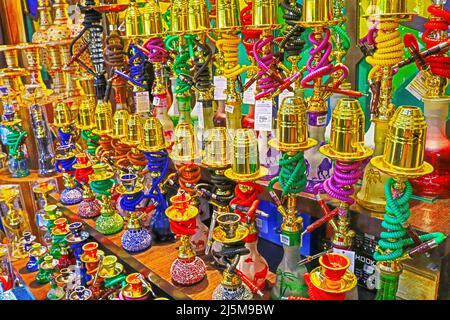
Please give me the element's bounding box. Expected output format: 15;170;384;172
134;91;150;114
214;76;227;100
280;234;290;246
332;248;355;273
243;78;256;104
278;82;295;106
254;99;273;131
406;71;428;101
225;104;234;113
191;102;204;129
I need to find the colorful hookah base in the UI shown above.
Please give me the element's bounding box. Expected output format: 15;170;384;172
121;228;152;253
26;259;40;272
36;271;51;285
271;269;309;300
212;284;253;300
170;257;206;286
95;213;124;235
8;156;30;178
47;286;65;300
60;187;83;206
77;198;102;218
375;271;400;300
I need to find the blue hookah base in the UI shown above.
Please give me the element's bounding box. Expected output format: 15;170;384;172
121;228;153;253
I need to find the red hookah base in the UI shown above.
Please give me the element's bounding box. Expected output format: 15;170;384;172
170;257;206;286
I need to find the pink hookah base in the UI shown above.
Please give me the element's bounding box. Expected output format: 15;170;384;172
170;257;206;286
77;199;101;219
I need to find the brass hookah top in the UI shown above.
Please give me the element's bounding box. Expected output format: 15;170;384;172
142;0;165;37
170;122;201;164
168;0;189;35
212;212;249;245
297;0;340;27
371;106;433;179
165;191;199;222
187;0;211;34
110;109;130;140
215;0;242;32
202;127;233;169
138;116;171;152
121;114;144;146
363;0;416;21
248;0;280;30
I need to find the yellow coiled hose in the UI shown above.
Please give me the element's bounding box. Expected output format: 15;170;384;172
216;33;255;78
366;22;404;80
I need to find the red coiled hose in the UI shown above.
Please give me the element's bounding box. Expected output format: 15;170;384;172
96;134;115;159
126;149;148;168
177;163;201;195
75;166;93;185
111;139;132;166
240;1;262;56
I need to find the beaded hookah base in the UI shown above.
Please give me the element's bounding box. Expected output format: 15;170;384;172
60;188;83;205
78;198;101;218
95;213;124;235
170;257;206;286
121;229;152;253
212;283;253;300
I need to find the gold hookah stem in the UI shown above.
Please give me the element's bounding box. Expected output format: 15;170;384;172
32;0;53;69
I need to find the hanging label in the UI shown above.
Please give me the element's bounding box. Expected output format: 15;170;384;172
254;99;273;131
191;101;204;129
406;71;428;101
134;91;150;114
333;248;355;273
243;78;256;104
153;96;167;107
280;234;290;246
225;104;234;113
278;82;295;106
214;76;227;100
308;111;328;127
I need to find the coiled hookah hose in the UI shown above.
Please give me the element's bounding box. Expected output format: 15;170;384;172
120;190;145;213
143;38;168;65
143;150;173;241
421;4;450;78
267;152;307;196
90;178;114;197
111;139;132;167
216;33;251;79
177;163;201;196
96;135;115;160
5;126;27;158
126;148;148;168
74;165;93;186
278;0;305;58
57;127;73;147
81;130;99;156
55;154;77;174
375;178;446;263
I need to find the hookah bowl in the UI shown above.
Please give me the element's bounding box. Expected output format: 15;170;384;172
41;204;62;248
267;96;317;299
27;243;48;272
317;99;373;249
36;255;58;284
50;217;70;261
98;255;126;289
165;192;206;286
212;213;253;300
370;106;446;300
119;273;152;300
116;173;152;253
80;242;104;291
65;222;90;261
60;172;83;206
69;285;93;300
89;163;124;235
224;129;269;291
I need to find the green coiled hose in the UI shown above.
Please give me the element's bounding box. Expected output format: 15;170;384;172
374;177;446;262
331;25;351;52
81;130;99;155
5;127;27;157
104;273;126;288
90;179;115;197
267;152;307;196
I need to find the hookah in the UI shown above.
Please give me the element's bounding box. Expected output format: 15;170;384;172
211;213;263;300
73;153;101;219
356;0;415;212
409;0;450;198
65;222;90;286
47;274;65;300
36;255;58;285
285;252;357;300
89;163;124;235
80;242;105;297
370;106;447;300
50;217;72;267
298;0;347;193
78;75;100;157
303;99;372;252
41;204;62;251
267;96;317;300
32;0;53;73
23;84;56;177
116;172;153;253
137;116;173;242
52;98;79;157
119;273;153;300
140;0;175;143
32;181;56;242
224;129;269;291
170;122;209;254
0;87;30;178
214;0;253;129
19;231;36;260
27;243;48;272
165;191;207;285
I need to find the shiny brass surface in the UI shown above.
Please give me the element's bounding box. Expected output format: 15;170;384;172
122;114;143;145
169;0;189;34
224;129;268;182
269;96;317;152
299;0;338;27
77;99;96;131
89;162;115;181
93;101;113;135
52;100;74;127
125;1;142;37
371;106;433;178
320;98;373;161
138;116;170;152
216;0;241;31
110;109;130;140
250;0;279;29
364;0;415;20
202;127;232;169
143;0;164;36
188;0;210;33
170;122;200;163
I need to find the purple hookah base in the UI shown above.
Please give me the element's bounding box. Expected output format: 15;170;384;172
77;199;101;218
121;229;152;253
60;188;83;206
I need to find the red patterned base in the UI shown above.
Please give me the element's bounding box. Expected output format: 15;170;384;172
170;257;206;286
77;199;101;219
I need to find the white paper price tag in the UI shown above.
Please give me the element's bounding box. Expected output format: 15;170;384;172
214;76;227;100
225;104;234;113
316;114;327;126
332;248;355;273
406;71;428;101
243;78;256;104
134;91;150;114
191;102;204;129
280;234;290;246
254;100;273;131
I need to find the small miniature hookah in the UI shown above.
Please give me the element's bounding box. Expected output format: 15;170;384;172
47;273;65;300
409;0;450;198
138;116;173;242
267;96;317;300
23;84;56;177
224;129;269;291
165;191;207;285
50;217;72;267
65;222;90;265
27;243;48;272
285;252;357;300
36;255;58;284
305;99;373;250
41;204;62;249
0;86;30;178
73;153;101;219
170;122;209;254
80;242;104;296
356;1;415;212
211;213;263;300
52;98;78;151
32;181;56;239
19;231;36;258
370;106;446;300
119;272;154;300
89;163;124;235
116;172;153;253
